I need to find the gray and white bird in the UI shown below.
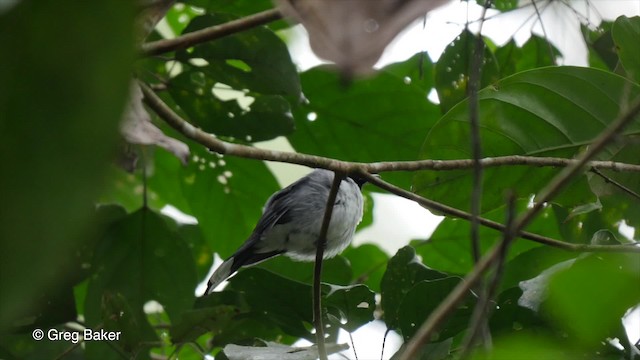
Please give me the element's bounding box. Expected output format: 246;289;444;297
204;169;367;294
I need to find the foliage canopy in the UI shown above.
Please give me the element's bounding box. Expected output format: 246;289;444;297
1;1;639;359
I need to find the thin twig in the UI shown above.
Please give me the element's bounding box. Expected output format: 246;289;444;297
468;0;491;264
468;0;492;347
138;82;640;173
591;167;640;200
459;192;516;357
359;172;640;253
313;171;344;360
531;0;557;65
141;9;283;56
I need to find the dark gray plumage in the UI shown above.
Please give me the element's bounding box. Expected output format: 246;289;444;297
205;169;365;294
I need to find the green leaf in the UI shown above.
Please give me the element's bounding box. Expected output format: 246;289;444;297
288;54;440;189
170;305;238;343
589;141;640;229
489;287;548;338
515;35;560;73
469;334;570;360
494;39;521;78
581;22;618;71
0;0;134;328
146;144;281;261
179;152;280;259
324;284;375;332
413;200;561;276
612;16;640;83
178;15;299;96
225;268;315;340
224;268;374;343
177;224;215;280
381;247;447;330
398;277;469;341
545;253;640;344
168;14;299;141
84;209;198;357
501;246;577;292
434;29;500;113
414;66;640;213
257;255;353;286
342;244;389;293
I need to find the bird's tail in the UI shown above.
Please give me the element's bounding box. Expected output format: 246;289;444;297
204;257;235;295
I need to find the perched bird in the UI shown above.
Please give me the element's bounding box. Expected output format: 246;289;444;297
204;169;367;294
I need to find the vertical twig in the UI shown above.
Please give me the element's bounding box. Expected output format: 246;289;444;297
313;171;344;360
459;192;517;357
468;0;492;347
531;0;557;65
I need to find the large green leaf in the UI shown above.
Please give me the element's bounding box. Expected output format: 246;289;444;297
168;14;299;142
84;209;198;358
324;283;376;333
143;140;281;260
398;277;470;341
381;247;447;330
342;244;389;293
288;54;440;189
612;16;640;84
414;66;640;213
224;268;374;342
0;0;133;329
545;253;640;344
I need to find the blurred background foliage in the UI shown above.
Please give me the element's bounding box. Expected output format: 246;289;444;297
0;0;639;359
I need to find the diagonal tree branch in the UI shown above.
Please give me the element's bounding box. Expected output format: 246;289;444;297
590;167;640;200
141;9;283;56
360;172;640;253
140;81;640;254
139;82;640;174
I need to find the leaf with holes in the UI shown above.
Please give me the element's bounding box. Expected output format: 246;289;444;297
168;14;299;141
324;283;375;333
435;29;500;114
179;149;280;259
414;66;640;213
